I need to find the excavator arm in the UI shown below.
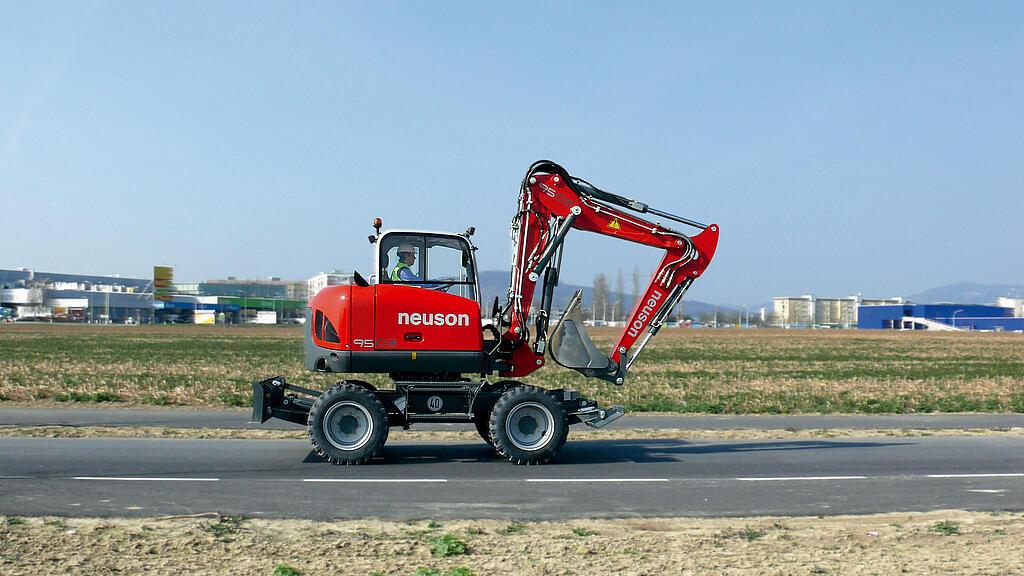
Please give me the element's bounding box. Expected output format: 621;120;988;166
493;160;719;384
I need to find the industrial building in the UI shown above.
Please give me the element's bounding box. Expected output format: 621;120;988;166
773;295;903;328
1;269;154;323
858;303;1024;332
996;297;1024;317
308;271;354;298
200;277;309;301
860;297;906;307
774;295;814;327
812;297;858;327
0;268;322;324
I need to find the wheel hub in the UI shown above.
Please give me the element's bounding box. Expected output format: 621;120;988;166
323;401;374;451
337;414;359;435
506;402;554;451
517;416;538;436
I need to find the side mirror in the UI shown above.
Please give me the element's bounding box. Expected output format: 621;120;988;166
368;235;377;244
491;297;500;318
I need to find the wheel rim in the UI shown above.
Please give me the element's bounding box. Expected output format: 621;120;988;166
323;401;374;451
505;401;555;451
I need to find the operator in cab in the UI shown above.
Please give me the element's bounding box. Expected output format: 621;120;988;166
390;243;421;282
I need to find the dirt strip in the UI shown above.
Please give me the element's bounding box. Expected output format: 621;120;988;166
2;511;1022;575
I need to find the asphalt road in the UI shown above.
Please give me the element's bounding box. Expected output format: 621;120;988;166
3;407;1023;431
1;436;1021;520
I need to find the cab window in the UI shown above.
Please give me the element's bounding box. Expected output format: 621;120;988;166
380;233;477;301
380;235;425;283
426;236;477;301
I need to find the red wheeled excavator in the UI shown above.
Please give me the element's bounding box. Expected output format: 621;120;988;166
252;160;719;465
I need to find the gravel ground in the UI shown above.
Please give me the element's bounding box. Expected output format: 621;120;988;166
2;511;1021;575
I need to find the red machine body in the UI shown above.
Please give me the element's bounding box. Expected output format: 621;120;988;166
307;283;484;375
310;284;482;352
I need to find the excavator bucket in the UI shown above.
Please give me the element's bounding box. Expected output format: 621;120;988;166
549;290;614;374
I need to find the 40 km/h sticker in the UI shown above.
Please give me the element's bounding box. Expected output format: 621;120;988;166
427;396;443;412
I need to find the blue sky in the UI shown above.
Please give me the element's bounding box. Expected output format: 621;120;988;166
2;1;1021;305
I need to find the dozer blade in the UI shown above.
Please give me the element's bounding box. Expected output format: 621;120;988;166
550;290;614;375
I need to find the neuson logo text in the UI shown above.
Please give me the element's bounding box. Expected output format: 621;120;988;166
626;289;663;337
398;312;471;327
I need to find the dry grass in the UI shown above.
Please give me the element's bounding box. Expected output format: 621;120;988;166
1;324;1022;414
576;328;1024;413
1;511;1022;575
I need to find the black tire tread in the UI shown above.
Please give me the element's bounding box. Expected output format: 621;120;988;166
473;415;494;447
307;382;389;465
488;384;568;465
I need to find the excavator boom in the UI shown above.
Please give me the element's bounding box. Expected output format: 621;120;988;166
495;161;719;384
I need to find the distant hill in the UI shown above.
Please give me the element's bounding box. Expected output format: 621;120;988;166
907;282;1024;304
477;270;732;319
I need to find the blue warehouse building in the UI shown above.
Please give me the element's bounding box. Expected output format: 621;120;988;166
858;304;1024;332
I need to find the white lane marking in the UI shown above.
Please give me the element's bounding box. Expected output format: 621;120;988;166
74;477;220;482
736;476;868;481
302;478;447;483
926;473;1024;478
966;489;1006;494
525;478;669;483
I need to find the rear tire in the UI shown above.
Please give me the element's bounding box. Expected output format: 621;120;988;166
489;385;568;465
473;414;494;447
308;382;389;465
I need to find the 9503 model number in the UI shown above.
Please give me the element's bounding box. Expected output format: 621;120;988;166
353;338;399;349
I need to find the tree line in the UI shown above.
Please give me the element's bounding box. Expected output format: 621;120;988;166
589;269;770;326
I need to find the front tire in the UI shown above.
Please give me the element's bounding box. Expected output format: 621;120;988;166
308;382;389;465
489;385;568;465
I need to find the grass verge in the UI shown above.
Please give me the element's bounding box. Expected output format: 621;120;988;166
1;324;1022;414
0;511;1021;575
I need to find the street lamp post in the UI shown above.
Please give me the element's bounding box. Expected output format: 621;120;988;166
952;309;964;329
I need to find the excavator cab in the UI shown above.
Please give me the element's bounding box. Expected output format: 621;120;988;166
376;231;479;303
